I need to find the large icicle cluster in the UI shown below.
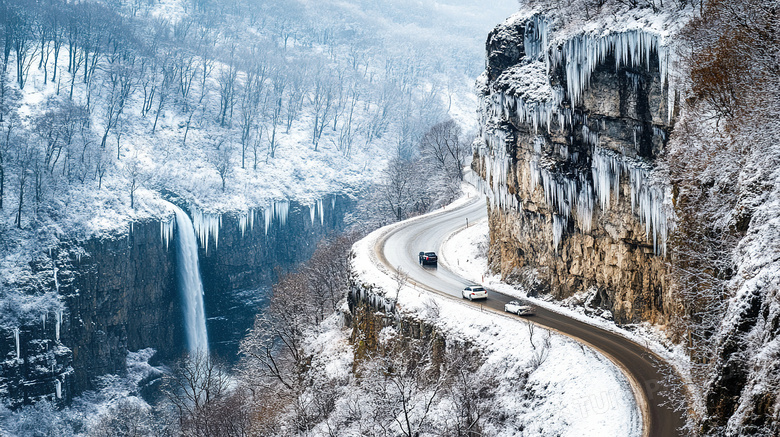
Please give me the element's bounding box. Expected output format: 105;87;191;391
527;155;595;237
160;217;175;250
238;210;256;238
308;198;326;226
550;29;669;106
159;196;314;253
478;14;672;256
264;200;290;234
473;128;521;212
591;146;668;255
523;14;549;62
192;208;222;253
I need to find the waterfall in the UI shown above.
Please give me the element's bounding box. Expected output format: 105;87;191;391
172;204;210;356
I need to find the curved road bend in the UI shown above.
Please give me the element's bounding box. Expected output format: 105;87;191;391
377;197;686;437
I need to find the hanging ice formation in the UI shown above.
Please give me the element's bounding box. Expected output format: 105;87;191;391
478;15;672;256
161;217;175;251
171;204;209;356
264;200;290;234
55;310;62;342
55;380;62;399
473;128;521;212
307;198;326;226
192;208;222;253
14;327;20;360
550;29;670;107
591;146;668;255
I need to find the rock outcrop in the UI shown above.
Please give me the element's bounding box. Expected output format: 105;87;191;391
0;195;352;408
475;12;676;324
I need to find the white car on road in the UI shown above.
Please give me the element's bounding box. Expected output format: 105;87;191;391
504;300;535;316
462;285;488;301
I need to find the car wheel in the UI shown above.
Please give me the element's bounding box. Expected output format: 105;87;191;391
468;295;473;301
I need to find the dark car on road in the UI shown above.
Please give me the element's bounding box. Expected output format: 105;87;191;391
418;251;438;266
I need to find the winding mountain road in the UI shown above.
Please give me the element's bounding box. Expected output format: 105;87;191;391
376;196;686;437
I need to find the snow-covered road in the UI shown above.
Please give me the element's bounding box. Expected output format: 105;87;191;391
375;195;686;437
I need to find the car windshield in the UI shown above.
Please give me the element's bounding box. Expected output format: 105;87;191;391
471;287;484;291
425;252;436;256
508;300;519;305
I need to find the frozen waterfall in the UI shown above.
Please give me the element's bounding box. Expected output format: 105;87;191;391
172;204;209;356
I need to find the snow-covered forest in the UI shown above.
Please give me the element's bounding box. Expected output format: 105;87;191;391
1;0;779;435
0;0;514;345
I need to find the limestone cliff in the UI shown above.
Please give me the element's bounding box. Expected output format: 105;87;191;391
474;12;676;324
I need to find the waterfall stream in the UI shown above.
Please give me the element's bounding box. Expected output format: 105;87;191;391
172;204;210;356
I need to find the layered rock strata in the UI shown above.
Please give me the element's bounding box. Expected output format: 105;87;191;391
475;13;676;323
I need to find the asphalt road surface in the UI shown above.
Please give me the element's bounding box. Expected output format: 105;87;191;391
377;197;687;437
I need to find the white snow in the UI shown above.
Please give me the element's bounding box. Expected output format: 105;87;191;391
349;188;642;436
440;213;697;417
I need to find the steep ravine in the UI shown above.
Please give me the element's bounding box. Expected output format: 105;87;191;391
0;195;352;408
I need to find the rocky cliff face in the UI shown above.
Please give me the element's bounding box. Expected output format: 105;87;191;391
475;12;676;324
0;195;352;408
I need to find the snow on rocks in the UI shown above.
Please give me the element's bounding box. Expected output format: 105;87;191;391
350;189;642;436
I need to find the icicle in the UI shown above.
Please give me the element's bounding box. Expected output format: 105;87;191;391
53;264;59;294
160;218;175;251
308;203;316;225
238;211;250;238
14;327;20;360
192;208;221;253
533;136;544;155
276;200;290;227
576;176;594;233
553;215;564;253
653;126;666;141
55;380;61;399
55;310;62;342
317;198;324;226
264;204;273;235
524;14;550;63
42;313;46;330
591;146;668;255
582;124;599;148
591;146;623;210
551;29;665;107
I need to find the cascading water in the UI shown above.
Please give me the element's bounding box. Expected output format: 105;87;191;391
171;204;209;356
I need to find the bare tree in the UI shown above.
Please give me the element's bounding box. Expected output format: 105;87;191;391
163;352;245;437
283;67;307;134
207;138;233;191
123;154;143;209
14;141;34;228
310;66;336;151
0;116;19;210
266;67;287;159
419;119;468;181
217;48;238;128
379;156;428;221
